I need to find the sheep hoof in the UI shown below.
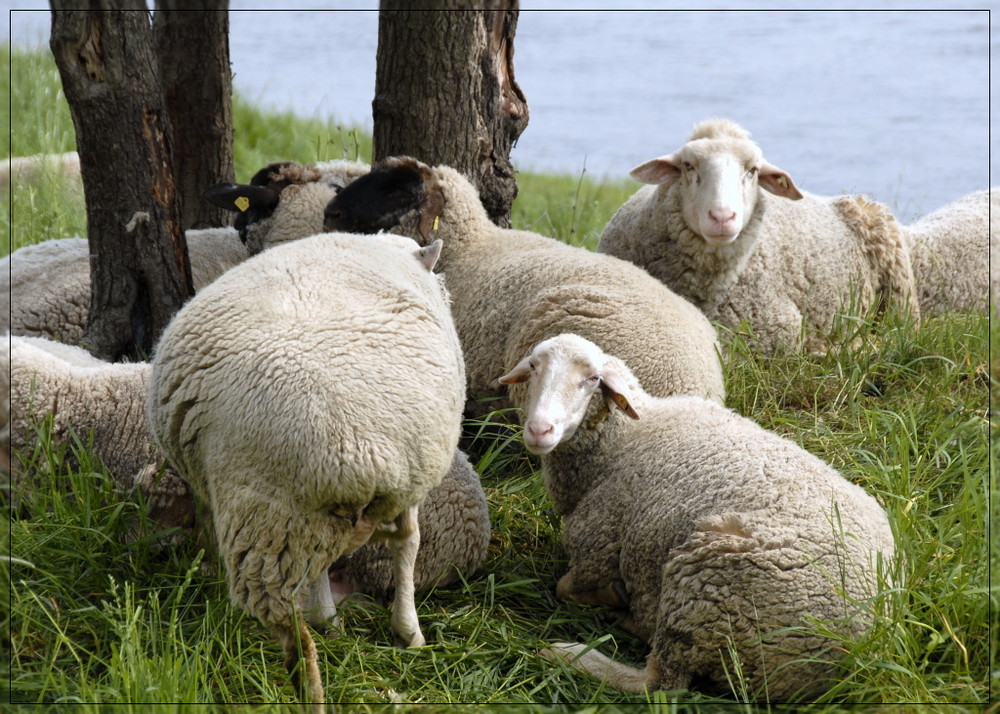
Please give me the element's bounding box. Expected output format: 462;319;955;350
393;628;426;649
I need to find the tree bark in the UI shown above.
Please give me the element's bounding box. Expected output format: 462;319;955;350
373;1;529;227
153;1;234;230
50;2;192;362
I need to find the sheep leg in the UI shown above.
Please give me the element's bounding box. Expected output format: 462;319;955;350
273;614;325;712
302;572;338;632
387;504;424;648
539;641;651;694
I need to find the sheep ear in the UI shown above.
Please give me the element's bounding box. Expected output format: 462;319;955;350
629;155;682;185
599;366;640;419
203;183;281;213
416;239;442;271
418;177;446;243
758;163;803;200
498;356;533;385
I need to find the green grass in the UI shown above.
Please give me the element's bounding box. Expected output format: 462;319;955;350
4;45;995;710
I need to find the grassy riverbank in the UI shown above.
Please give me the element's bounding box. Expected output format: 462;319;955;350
3;44;995;710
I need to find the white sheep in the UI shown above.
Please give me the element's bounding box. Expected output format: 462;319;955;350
1;151;81;190
597;119;920;353
499;334;894;700
147;231;465;708
322;156;726;418
5;333;196;538
2;159;370;343
903;188;998;315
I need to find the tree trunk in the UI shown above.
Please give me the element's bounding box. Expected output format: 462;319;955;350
50;2;192;362
153;1;234;230
373;1;529;227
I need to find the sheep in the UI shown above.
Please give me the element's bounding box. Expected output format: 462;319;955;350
322;156;726;420
147;231;466;708
903;188;998;315
6;333;490;593
1;151;81;190
5;333;196;538
499;333;895;700
596;118;920;353
2;159;370;343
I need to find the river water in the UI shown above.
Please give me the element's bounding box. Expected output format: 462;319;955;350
7;2;994;222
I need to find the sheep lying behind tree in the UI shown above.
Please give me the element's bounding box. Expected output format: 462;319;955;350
2;159;369;343
322;156;726;418
903;188;998;315
500;334;894;700
148;232;466;709
597;118;920;353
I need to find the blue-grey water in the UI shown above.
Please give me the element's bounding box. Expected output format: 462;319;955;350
7;2;994;222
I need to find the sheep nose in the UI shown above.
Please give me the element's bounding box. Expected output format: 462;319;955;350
709;208;737;227
525;420;554;440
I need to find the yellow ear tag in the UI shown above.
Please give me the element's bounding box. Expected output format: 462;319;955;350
234;196;250;212
433;216;440;231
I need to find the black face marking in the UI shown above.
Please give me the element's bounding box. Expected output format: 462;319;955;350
323;162;425;235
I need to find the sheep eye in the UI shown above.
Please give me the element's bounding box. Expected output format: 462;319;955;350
682;162;694;172
587;374;600;383
528;361;536;371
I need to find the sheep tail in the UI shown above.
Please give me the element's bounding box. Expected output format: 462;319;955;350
274;615;325;712
540;641;651;694
834;195;921;321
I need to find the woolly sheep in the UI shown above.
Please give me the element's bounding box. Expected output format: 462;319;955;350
6;333;195;537
597;118;920;353
903;188;998;314
2;159;370;343
1;151;81;190
499;334;894;700
322;156;726;418
147;231;465;707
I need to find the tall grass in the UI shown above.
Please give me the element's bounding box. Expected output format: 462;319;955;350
4;45;994;710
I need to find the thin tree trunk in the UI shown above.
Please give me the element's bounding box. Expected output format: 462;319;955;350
50;2;192;361
153;1;234;230
373;1;529;227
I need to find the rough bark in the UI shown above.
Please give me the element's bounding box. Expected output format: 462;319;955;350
153;1;234;230
373;1;529;227
50;2;192;362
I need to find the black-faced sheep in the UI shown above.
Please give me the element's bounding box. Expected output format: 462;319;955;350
500;333;894;700
322;156;726;419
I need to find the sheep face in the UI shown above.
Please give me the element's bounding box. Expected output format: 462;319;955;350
630;136;801;245
324;157;445;245
499;334;639;454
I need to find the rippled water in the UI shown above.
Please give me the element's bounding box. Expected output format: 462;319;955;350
8;2;994;222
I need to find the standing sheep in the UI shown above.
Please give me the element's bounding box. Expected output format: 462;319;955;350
322;156;726;418
500;334;894;700
597;118;920;353
147;232;466;707
903;188;998;315
2;159;369;343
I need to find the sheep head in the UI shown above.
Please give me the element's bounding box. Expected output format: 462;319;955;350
630;119;802;246
323;156;446;245
499;334;639;455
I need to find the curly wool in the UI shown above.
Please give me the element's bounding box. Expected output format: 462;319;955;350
528;336;894;699
147;232;465;628
904;188;997;314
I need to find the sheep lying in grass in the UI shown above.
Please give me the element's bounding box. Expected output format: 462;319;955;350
6;331;489;613
148;232;465;708
2;159;369;343
5;333;195;537
903;188;998;315
597;119;920;353
500;334;894;700
1;151;81;190
323;156;726;418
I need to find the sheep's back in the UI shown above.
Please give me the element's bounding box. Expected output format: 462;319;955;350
4;238;91;342
149;234;464;519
